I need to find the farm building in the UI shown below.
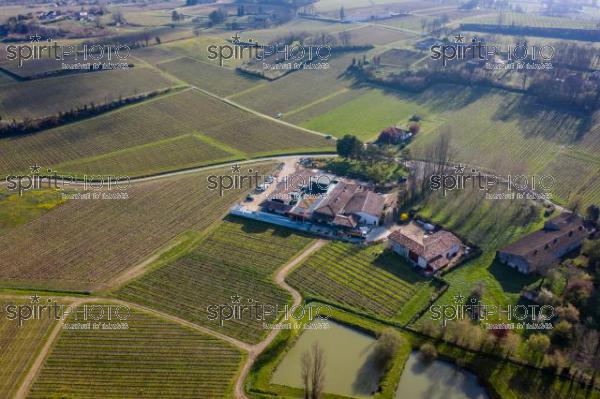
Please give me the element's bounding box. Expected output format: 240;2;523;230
260;168;386;237
311;182;385;227
375;126;412;145
388;225;462;272
497;213;590;274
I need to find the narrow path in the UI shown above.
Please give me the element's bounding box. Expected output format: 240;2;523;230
14;298;86;399
9;235;326;399
234;239;327;399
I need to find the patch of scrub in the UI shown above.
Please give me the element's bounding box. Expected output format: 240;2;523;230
272;320;384;397
395;351;489;399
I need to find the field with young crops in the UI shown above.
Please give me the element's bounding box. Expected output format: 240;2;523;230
132;46;180;65
463;12;600;29
28;305;244;398
287;241;440;324
0;164;275;292
341;25;414;45
0;67;176;121
157;56;261;97
55;135;241;177
0;89;332;177
232;52;359;115
0;296;64;398
115;218;315;343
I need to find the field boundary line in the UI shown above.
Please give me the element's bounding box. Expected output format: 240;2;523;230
100;238;185;292
110;299;253;351
14;298;86;399
189;86;332;139
235;238;328;399
283;88;350;119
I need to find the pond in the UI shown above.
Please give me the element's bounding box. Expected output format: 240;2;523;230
395;351;489;399
271;320;384;397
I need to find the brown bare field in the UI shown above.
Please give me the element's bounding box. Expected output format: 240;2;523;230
0;164;275;292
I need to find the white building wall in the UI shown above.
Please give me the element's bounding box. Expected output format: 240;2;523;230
355;212;379;226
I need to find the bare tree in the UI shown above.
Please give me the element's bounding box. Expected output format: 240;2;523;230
311;343;325;399
301;351;312;399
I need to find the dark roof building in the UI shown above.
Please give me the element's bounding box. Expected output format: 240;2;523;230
497;213;589;274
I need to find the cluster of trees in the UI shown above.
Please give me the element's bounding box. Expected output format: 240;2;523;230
350;39;600;111
208;9;227;25
0;88;168;138
332;135;407;185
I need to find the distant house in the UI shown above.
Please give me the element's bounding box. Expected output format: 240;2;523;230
388;227;462;272
497;213;590;274
375;126;412;145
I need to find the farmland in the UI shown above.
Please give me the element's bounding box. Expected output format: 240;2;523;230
339;25;414;45
301;87;445;141
0;67;176;121
0;89;332;177
413;185;547;327
295;82;600;207
287;241;440;324
0;190;66;236
55;135;241;177
115;218;315;343
0;164;276;292
462;12;600;30
28;305;244;398
232;52;359;115
0;296;64;399
157;57;261;97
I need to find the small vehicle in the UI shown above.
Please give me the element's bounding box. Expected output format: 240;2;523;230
245;194;254;202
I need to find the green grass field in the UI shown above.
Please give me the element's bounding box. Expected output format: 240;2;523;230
115;218;315;344
287;241;441;324
0;296;63;398
0;67;176;120
301;87;445;141
27;305;244;398
0;89;332;177
0;164;275;292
